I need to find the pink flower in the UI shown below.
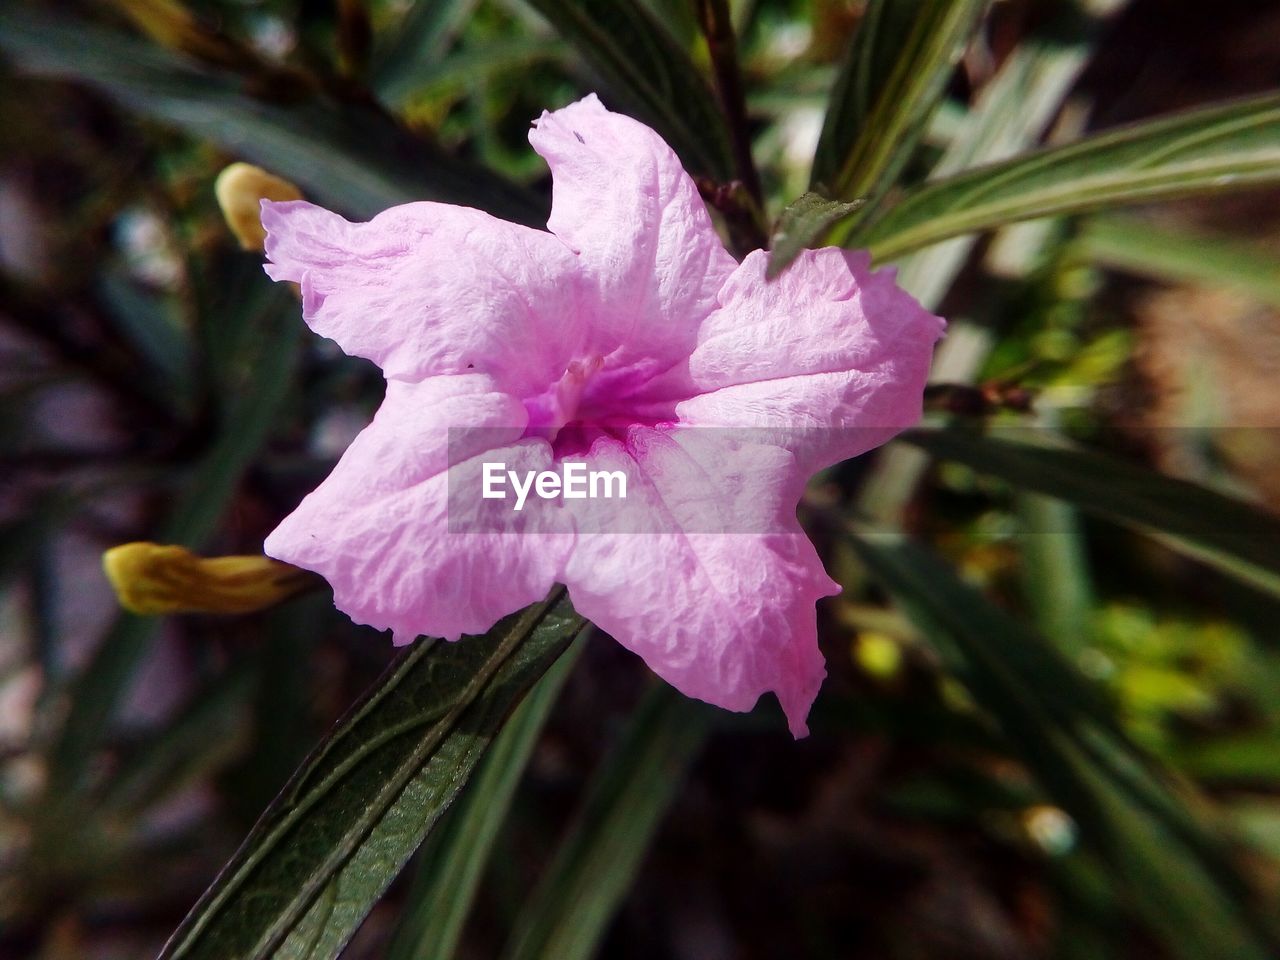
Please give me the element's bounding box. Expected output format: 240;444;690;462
261;94;943;737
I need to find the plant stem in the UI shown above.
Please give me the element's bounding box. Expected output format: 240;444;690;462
695;0;766;249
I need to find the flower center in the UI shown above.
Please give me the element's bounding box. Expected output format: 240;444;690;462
523;355;604;442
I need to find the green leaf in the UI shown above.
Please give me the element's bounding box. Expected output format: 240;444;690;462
1078;216;1280;307
98;665;255;818
1015;493;1095;656
233;597;329;818
160;590;587;960
861;92;1280;261
45;281;301;793
765;192;864;279
853;1;1125;520
379;36;567;105
888;0;1129;305
1179;731;1280;784
638;0;699;46
1229;801;1280;862
163;288;300;545
371;0;479;104
386;634;587;960
98;268;194;413
0;6;545;224
520;0;733;180
900;427;1280;596
0;490;80;590
812;0;990;205
502;684;708;960
846;532;1280;960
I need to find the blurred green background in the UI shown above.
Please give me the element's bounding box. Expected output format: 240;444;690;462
2;0;1280;957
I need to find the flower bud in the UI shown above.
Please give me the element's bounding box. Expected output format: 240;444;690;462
103;542;317;615
215;163;303;251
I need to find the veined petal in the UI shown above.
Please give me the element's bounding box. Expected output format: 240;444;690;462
559;433;835;737
260;95;943;737
264;375;571;642
656;248;944;472
528;94;737;378
261;200;584;396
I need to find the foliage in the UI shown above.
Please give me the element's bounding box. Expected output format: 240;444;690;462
1;0;1279;957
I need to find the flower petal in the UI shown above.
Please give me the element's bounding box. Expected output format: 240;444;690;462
650;248;944;471
261;200;584;396
528;94;737;375
264;374;571;641
559;432;835;737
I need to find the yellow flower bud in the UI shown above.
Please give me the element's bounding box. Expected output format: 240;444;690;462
102;542;317;615
214;163;303;251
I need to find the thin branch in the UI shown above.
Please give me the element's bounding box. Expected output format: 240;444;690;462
695;0;766;246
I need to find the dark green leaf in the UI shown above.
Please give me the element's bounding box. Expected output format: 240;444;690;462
162;286;300;545
45;282;301;792
1180;732;1280;784
520;0;733;180
233;597;330;818
372;0;478;104
0;490;80;590
98;269;194;412
379;36;567;105
1016;493;1095;656
0;7;545;224
160;590;587;960
639;0;699;46
846;532;1280;960
901;427;1280;595
45;616;161;793
98;665;255;817
386;634;587;960
502;684;708;960
861;92;1280;261
812;0;989;205
766;192;864;279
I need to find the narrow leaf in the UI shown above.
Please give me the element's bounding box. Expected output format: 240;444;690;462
861;92;1280;261
1180;731;1280;784
98;269;194;412
766;192;864;279
521;0;733;180
901;427;1280;595
162;286;300;545
234;597;329;817
503;684;709;960
854;1;1125;522
371;0;478;104
888;0;1130;305
0;7;545;224
161;591;587;960
46;285;301;792
98;665;255;817
813;0;990;205
847;532;1280;960
377;36;567;105
1078;216;1280;306
1015;493;1095;656
0;490;79;590
386;635;588;960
